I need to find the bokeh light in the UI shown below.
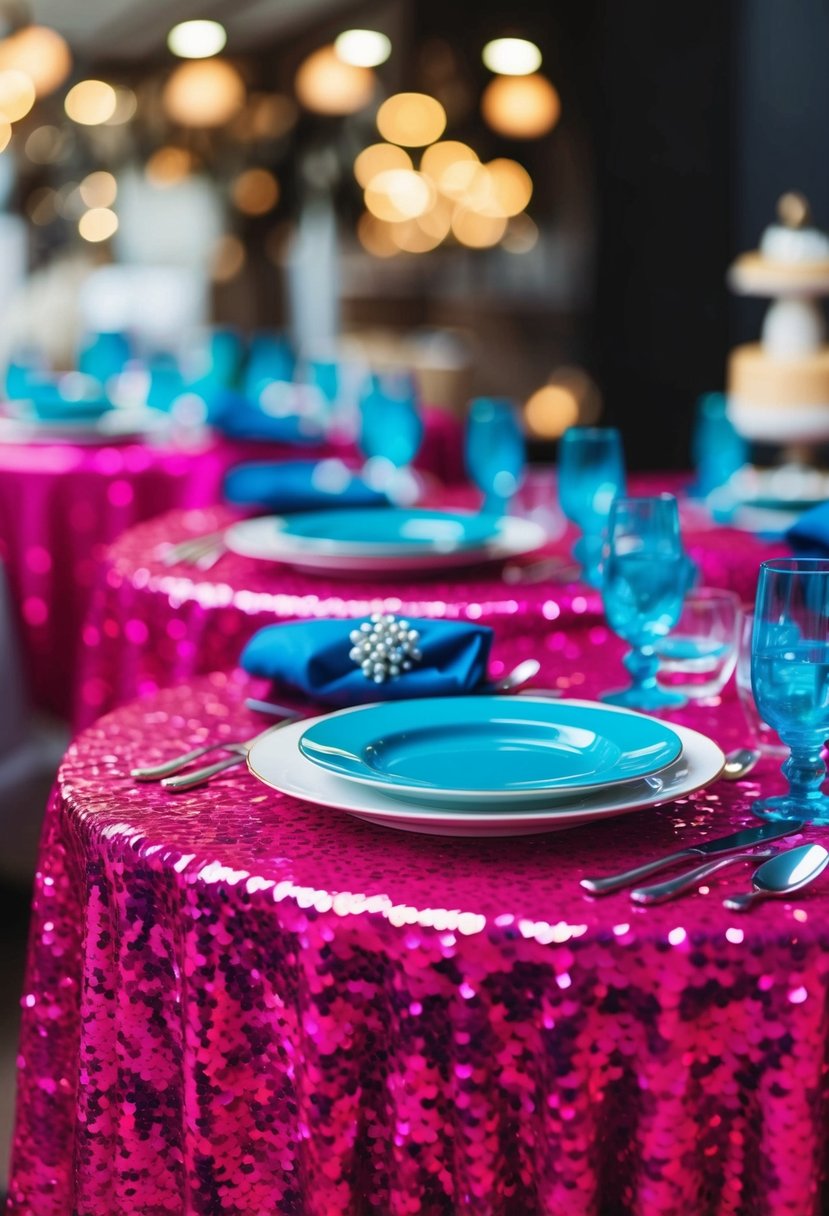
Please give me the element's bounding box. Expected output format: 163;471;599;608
167;20;227;59
248;93;297;139
364;169;433;222
502;212;539;253
163;59;245;127
105;86;138;125
485;159;533;216
65;79;117;125
482;37;542;76
420;141;478;188
0;25;71;96
354;142;412;187
26;186;57;225
78;207;119;243
451;207;506;248
24;124;68;164
335;29;391;69
80;171;117;208
0;114;13;154
524;384;579;438
146;146;196;186
0;69;35;122
232;168;279;215
357;212;398;258
211;234;246;281
481;73;560;139
376;92;446;147
390;219;442;253
295;45;374;115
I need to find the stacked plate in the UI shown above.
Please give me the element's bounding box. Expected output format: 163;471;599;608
247;695;725;836
0;401;168;445
224;507;546;576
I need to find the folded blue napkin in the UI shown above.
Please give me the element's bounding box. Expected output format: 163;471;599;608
224;459;388;511
207;388;324;443
786;503;829;555
240;617;494;705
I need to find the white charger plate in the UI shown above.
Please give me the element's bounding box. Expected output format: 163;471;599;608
246;701;725;837
225;513;546;576
0;406;168;445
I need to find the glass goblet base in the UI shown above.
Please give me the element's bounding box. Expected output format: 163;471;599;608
752;792;829;827
601;684;688;711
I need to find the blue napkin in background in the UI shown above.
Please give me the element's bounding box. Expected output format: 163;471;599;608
786;502;829;554
223;459;388;512
240;617;494;705
203;387;324;443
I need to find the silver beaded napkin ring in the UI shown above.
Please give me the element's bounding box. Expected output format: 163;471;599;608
349;613;422;683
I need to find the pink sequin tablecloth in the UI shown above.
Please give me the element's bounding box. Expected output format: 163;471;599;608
9;661;829;1216
1;409;461;720
75;493;783;729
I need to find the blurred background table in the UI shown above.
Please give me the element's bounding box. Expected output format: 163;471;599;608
9;671;825;1216
0;408;462;721
74;475;785;729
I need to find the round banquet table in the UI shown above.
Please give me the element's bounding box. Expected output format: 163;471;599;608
0;409;462;720
74;487;786;730
9;665;829;1216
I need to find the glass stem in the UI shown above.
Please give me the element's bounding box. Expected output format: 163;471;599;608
574;533;603;587
780;741;827;805
623;645;659;693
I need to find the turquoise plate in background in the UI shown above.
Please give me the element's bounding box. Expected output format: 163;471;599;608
298;696;683;809
276;507;502;554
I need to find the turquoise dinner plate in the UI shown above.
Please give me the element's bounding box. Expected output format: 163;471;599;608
298;696;683;809
276;507;502;554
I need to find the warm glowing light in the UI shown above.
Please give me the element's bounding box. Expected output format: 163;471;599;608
335;29;391;68
0;114;12;153
163;58;245;126
211;234;246;281
146;146;196;186
167;20;227;59
354;142;411;187
439;159;484;200
502;212;538;253
106;86;138;125
420;141;478;188
65;79;117;125
249;93;297;138
364;169;433;222
376;92;446;147
451;207;506;248
80;171;117;208
0;69;34;121
482;37;542;76
26;186;56;225
0;25;71;96
232;167;279;215
485;159;533;216
390;219;442;253
417;194;452;240
481;73;560;139
24;124;66;163
357;212;398;258
524;384;579;438
78;207;118;243
295;45;374;115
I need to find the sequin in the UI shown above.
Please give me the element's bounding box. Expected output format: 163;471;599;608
8;667;829;1215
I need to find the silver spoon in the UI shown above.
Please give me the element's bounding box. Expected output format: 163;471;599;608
722;842;829;912
491;658;540;693
720;747;762;781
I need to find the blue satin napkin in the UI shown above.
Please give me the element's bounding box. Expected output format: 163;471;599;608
224;459;388;511
786;503;829;555
240;617;494;705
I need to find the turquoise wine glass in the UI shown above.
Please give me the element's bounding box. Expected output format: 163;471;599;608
751;557;829;824
465;397;525;516
558;426;625;587
601;494;688;710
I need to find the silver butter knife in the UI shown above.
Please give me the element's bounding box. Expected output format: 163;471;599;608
580;819;804;896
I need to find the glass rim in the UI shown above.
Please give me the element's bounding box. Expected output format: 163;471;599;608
759;557;829;574
560;425;620;439
682;586;741;605
609;492;677;508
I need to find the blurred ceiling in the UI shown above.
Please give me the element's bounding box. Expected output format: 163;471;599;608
29;0;357;58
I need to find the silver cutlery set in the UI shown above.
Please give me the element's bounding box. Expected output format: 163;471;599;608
581;821;829;910
159;531;228;570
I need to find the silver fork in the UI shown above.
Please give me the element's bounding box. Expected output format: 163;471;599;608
158;531;227;568
159;718;299;791
131;717;295;782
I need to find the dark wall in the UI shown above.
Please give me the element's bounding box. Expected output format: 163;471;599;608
591;0;733;470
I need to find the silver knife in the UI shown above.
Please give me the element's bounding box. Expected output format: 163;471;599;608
580;819;804;896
